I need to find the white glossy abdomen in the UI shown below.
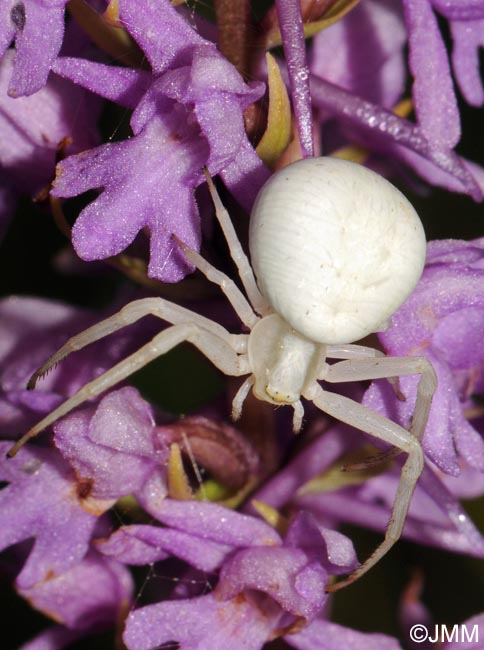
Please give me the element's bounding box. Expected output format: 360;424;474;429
249;157;426;344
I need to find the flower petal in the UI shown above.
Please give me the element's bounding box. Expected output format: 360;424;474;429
450;18;484;107
287;618;402;650
403;0;460;148
8;0;66;97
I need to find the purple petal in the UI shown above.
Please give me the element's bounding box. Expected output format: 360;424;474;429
172;45;264;168
431;0;484;21
88;387;157;456
285;511;358;574
189;45;264;100
453;412;484;472
18;551;133;629
309;75;482;200
362;359;461;476
434;306;484;369
9;1;66;97
196;95;247;167
0;2;15;58
390;143;484;198
0;296;149;436
118;0;206;72
98;524;231;571
139;498;282;548
0;443;98;589
217;546;327;620
124;592;276;650
218;136;271;211
0;296;92;393
54;387;167;500
141;46;269;208
426;237;484;265
275;0;314;157
53;57;152;109
450;19;484;107
286;428;484;556
287;619;401;650
311;0;406;108
363;348;484;475
296;475;484;558
381;259;484;356
403;0;460;148
52;112;207;282
418;467;484;555
440;463;484;500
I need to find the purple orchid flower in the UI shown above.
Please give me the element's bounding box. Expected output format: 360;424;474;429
99;497;396;650
53;386;169;501
19;551;133;650
0;387;164;644
2;377;400;649
49;0;268;282
0;441;107;590
0;0;68;97
115;503;399;649
363;238;484;475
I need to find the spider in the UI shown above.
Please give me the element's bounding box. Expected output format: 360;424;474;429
8;156;437;590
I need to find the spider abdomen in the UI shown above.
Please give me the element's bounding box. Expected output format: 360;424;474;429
249;157;426;344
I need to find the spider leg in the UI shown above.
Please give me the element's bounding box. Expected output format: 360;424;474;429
304;384;424;590
203;169;271;317
324;355;437;444
8;323;250;458
326;343;404;399
173;236;259;329
232;376;255;421
292;400;304;432
327;343;388;360
27;297;248;390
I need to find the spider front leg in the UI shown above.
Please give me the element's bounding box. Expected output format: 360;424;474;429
172;236;259;329
203;169;271;317
27;297;247;390
324;353;437;444
8;322;250;458
304;384;424;591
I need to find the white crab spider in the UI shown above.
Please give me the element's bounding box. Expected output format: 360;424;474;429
8;157;437;590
